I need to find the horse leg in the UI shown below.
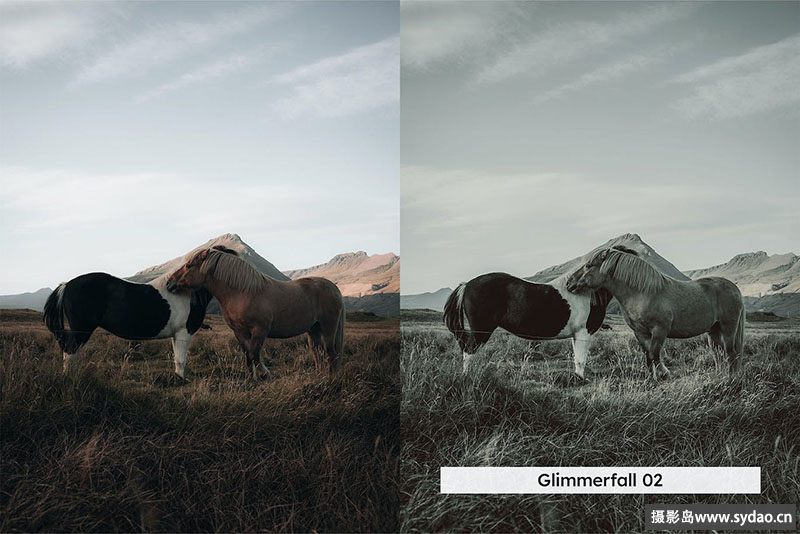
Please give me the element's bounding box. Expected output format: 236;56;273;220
707;323;725;367
571;329;592;379
171;329;191;379
649;329;670;380
462;330;493;374
231;330;254;379
319;314;344;377
719;321;740;373
307;325;325;372
249;337;267;381
62;324;94;372
632;329;652;376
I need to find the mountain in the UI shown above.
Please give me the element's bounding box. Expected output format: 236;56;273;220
683;251;800;318
401;234;800;317
283;252;400;317
0;288;52;312
128;233;289;283
400;288;452;312
683;252;799;297
283;252;399;297
0;235;402;319
526;233;690;283
400;234;689;313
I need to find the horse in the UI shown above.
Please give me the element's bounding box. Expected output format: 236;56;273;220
42;248;231;377
565;247;744;379
166;247;345;379
442;255;650;379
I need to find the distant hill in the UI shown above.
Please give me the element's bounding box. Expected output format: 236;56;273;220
343;294;399;318
683;252;799;297
0;288;52;312
401;234;800;318
128;233;289;283
526;233;689;283
401;234;689;313
284;252;399;317
1;234;400;318
682;251;799;318
283;251;399;297
400;288;452;313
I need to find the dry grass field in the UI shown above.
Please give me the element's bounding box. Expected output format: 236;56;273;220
400;310;800;533
0;309;399;532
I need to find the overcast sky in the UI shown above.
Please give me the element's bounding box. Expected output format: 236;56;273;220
0;2;398;294
401;1;799;294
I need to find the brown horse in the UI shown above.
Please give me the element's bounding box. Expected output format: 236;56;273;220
566;248;744;379
166;247;345;378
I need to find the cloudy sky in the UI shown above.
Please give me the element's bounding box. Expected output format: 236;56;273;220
401;1;799;294
0;2;398;294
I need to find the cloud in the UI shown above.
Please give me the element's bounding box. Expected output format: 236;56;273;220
402;165;796;244
136;45;282;102
0;165;398;293
476;3;693;84
0;3;110;68
271;35;399;119
0;165;397;251
400;164;798;292
401;2;517;71
534;44;685;105
671;34;800;119
75;4;286;85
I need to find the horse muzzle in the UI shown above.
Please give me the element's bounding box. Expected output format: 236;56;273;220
566;279;580;292
166;280;179;293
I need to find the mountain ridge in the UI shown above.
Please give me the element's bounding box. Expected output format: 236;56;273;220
1;234;399;317
400;234;799;317
526;233;689;283
683;251;799;297
128;233;289;283
283;251;399;297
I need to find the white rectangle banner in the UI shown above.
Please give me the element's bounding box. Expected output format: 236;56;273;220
440;467;761;494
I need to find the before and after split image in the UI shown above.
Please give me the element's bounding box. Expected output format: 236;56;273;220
1;2;797;533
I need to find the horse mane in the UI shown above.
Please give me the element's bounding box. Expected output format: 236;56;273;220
198;249;269;293
593;248;667;294
211;245;238;255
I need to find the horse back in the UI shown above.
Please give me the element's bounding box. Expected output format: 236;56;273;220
465;272;572;338
693;276;743;312
64;272;172;340
293;276;343;304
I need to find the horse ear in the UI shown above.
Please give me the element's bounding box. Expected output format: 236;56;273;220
197;249;211;262
597;248;611;262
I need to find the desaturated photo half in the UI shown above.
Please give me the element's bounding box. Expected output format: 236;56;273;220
400;1;798;532
1;2;399;532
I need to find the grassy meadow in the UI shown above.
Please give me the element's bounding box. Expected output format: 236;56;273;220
0;309;400;533
401;310;800;533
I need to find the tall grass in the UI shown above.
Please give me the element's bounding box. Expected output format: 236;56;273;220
1;312;400;532
401;319;800;533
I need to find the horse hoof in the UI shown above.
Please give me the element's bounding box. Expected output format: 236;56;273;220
555;372;587;387
154;373;187;387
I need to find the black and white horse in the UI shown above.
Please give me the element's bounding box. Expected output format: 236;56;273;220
443;247;635;378
43;246;234;377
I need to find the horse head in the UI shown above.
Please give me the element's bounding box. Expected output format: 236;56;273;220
566;248;611;292
167;249;211;293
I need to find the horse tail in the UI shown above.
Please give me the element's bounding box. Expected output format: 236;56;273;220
735;302;745;356
43;283;68;351
335;301;345;358
443;283;472;352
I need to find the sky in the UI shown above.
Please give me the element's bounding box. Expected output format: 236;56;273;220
0;1;398;294
401;1;799;295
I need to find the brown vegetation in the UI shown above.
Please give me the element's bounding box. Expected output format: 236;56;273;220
1;311;400;532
